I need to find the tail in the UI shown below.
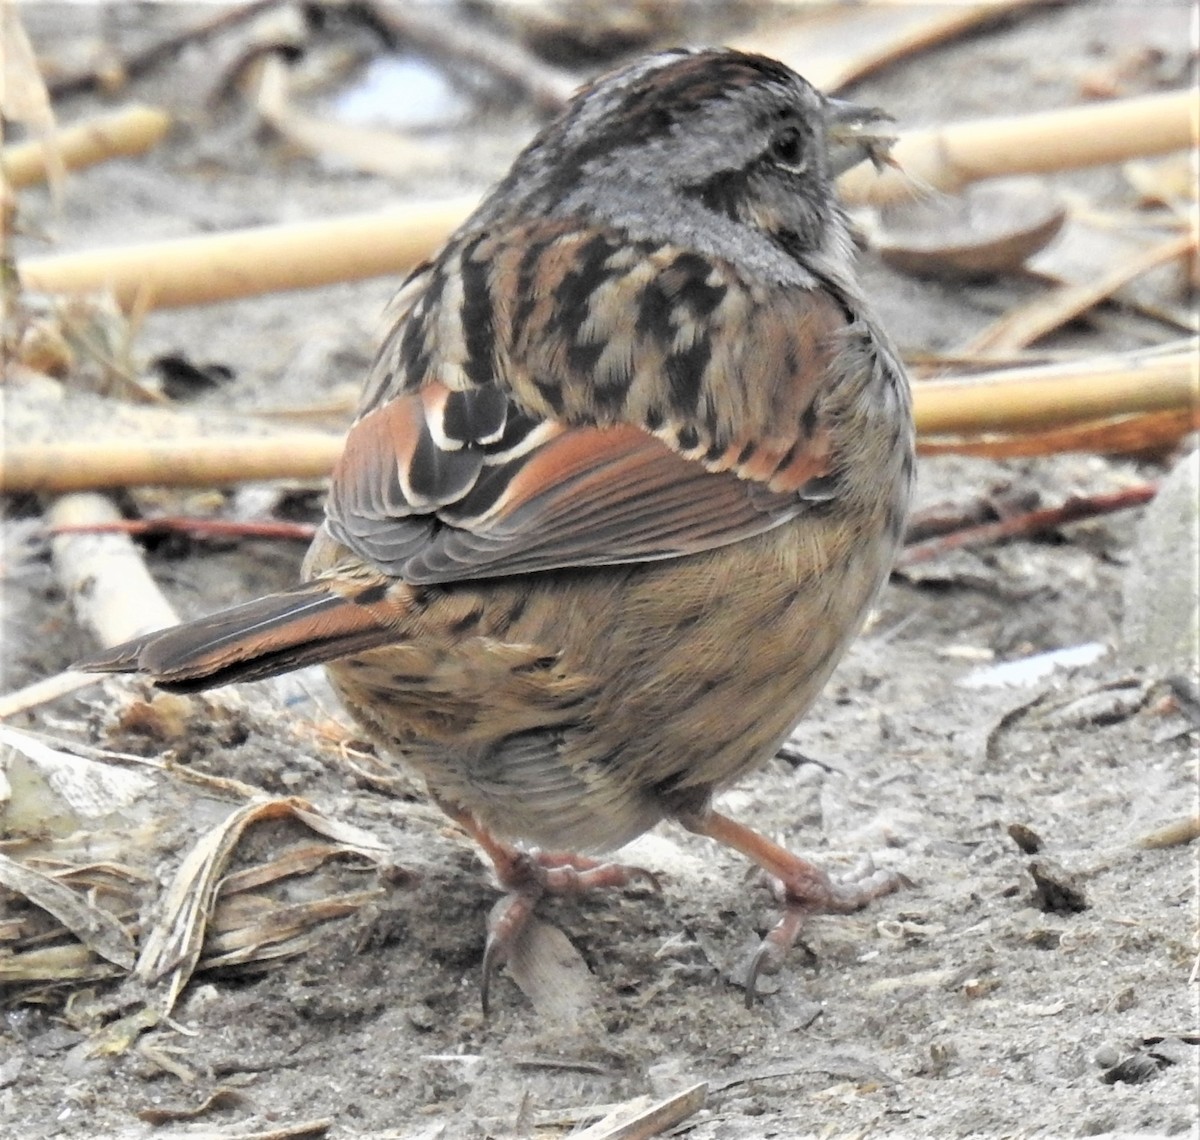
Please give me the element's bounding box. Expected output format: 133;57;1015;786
75;579;400;693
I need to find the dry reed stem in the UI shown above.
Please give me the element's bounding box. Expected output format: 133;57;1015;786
3;352;1194;493
17;197;478;311
17;93;1194;311
838;89;1198;207
0;849;137;969
914;350;1198;435
0;494;183;718
0;434;344;494
48;493;180;645
917;408;1199;459
1;106;171;190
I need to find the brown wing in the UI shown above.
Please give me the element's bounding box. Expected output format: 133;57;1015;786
324;220;849;586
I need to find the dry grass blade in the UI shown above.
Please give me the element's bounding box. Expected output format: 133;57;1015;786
135;798;382;1013
0;852;136;969
0;106;170;190
965;230;1198;352
0;941;125;986
217;842;375;895
287;804;389;853
1;1;62;197
199;889;383;970
135;798;301;1001
736;0;1046;93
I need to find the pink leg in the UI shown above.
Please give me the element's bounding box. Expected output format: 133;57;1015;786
680;809;906;1005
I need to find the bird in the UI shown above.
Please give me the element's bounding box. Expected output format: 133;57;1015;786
78;47;915;1008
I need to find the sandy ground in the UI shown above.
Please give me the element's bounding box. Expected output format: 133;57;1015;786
3;3;1198;1138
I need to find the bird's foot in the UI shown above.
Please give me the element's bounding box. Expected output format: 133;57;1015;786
679;808;906;1006
440;804;658;1013
746;856;905;1005
482;849;660;1014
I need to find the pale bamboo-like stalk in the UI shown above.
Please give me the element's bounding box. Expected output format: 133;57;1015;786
0;494;182;719
47;493;180;645
16;197;478;311
914;351;1197;435
1;353;1194;494
1;106;171;190
0;434;344;494
839;89;1198;207
16;92;1196;312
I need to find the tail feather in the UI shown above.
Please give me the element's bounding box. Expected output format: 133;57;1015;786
75;581;399;693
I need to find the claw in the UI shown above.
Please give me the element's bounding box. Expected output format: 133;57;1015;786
679;808;909;1004
481;891;539;1016
742;907;805;1007
447;810;661;1015
744;944;769;1008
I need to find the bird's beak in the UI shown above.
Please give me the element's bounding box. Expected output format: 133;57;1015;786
824;97;896;177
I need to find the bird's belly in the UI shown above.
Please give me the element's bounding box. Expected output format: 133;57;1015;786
325;516;896;853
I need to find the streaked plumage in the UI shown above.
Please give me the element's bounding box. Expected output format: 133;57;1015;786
79;48;914;1005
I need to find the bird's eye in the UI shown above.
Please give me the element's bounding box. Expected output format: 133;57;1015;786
770;129;807;171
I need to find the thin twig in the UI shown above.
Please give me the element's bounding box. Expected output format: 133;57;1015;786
365;0;575;115
899;483;1158;565
904;496;999;544
49;518;318;542
47;0;288;98
964;231;1198;353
